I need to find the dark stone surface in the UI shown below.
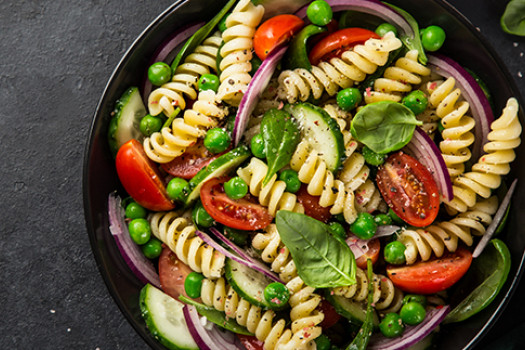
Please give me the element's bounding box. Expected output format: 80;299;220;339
0;0;523;349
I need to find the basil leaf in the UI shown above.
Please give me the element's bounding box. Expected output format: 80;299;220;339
261;109;300;185
501;0;525;36
275;211;356;288
171;0;236;72
350;101;422;154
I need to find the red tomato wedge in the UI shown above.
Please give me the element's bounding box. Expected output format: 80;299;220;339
254;14;304;60
309;28;380;65
158;246;197;300
387;246;473;294
376;152;440;227
200;177;273;230
115;139;175;211
355;239;381;270
236;334;264;350
161;141;224;179
296;185;332;223
318;299;341;329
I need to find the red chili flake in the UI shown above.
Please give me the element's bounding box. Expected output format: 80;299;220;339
278;101;284;110
366;87;372;96
429;82;437;90
151;100;158;105
271;297;282;304
314;120;319;126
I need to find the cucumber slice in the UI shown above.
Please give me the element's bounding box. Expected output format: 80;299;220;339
225;258;277;309
108;86;146;157
325;292;379;326
285;102;345;172
179;295;253;335
139;284;199;350
184;145;251;206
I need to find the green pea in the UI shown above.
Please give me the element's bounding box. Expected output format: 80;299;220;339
400;301;426;325
402;294;427;308
204;128;231;154
192;201;215;228
307;0;333;26
402;90;428;115
388;208;405;225
375;23;398;37
384;241;406;265
421;25;446;52
218;13;230;32
336;87;362;111
185;272;205;299
166;177;190;202
141;237;163;259
362;146;386;166
264;282;291;309
198;73;220;93
250;133;266;158
224;177;248;200
374;213;392;226
140;114;163;137
379;313;405;338
223;227;249;246
350;212;377;240
314;334;332;350
328;222;346;241
125;202;147;219
148;62;172;86
279;169;301;193
128;218;151;245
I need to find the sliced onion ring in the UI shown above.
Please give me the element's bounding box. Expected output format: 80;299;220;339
404;127;453;201
107;193;160;288
195;230;283;283
346;226;399;260
233;43;288;146
368;305;450;350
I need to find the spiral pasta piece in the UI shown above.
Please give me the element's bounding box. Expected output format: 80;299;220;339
148;32;223;117
143;90;229;163
237;157;305;216
277;32;402;103
218;0;264;106
364;50;431;104
200;277;316;350
149;211;225;278
427;77;476;178
398;196;499;264
445;98;521;212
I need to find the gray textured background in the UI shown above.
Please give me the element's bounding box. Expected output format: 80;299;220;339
1;0;524;349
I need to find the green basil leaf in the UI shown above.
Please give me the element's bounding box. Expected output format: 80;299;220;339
171;0;236;72
261;109;300;185
501;0;525;36
283;24;326;71
350;101;422;154
275;211;356;288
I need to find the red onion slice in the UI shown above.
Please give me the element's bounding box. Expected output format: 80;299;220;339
427;54;494;162
195;230;283;283
473;179;517;258
404;127;453;201
233;43;288;146
107;193;160;288
141;22;204;103
368;305;450;350
183;305;244;350
346;226;399;259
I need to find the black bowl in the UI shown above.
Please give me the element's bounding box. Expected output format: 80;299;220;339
83;0;525;349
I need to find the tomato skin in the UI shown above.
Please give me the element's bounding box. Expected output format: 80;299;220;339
318;299;341;329
387;246;473;294
376;152;440;227
309;27;380;65
296;185;332;223
158;246;197;300
200;177;273;230
161;141;224;179
354;238;381;270
236;334;265;350
115;139;175;211
254;14;304;60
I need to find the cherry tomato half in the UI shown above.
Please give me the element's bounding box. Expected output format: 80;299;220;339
318;299;341;329
115;139;175;211
309;27;379;65
296;185;332;223
254;14;304;60
161;141;225;179
355;238;381;270
387;246;473;294
236;334;265;350
376;152;440;227
200;177;273;230
158;246;197;300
